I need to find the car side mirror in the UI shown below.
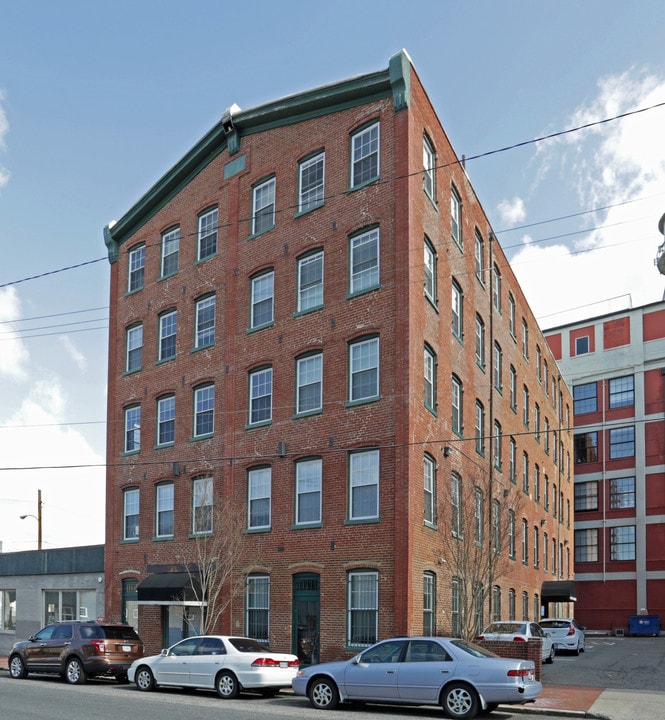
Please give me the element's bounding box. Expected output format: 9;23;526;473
545;632;551;637
160;648;168;656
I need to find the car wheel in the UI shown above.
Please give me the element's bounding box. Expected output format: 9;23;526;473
115;672;130;684
546;646;555;664
574;642;581;656
135;666;156;692
8;655;28;679
65;657;87;685
478;702;499;716
441;682;479;719
308;676;340;710
216;670;240;699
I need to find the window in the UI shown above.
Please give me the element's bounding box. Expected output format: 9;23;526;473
349;449;379;520
508;293;516;337
534;464;540;503
192;476;213;535
347;570;378;646
522;452;529;493
250;271;274;328
423;134;436;199
474;488;484;545
1;590;16;631
126;323;143;373
451;185;461;248
156;483;174;537
573;382;597;414
252;177;276;235
575;335;590;355
492;264;501;311
451;281;463;339
609;375;634;408
193;384;214;437
297;251;323;312
42;590;95;626
536;345;542;383
533;526;539;568
609;426;635;459
543;360;549;394
198;207;218;260
492;586;501;622
157;395;175;445
295;458;322;525
475;401;485;455
127;244;145;293
296;353;323;414
493;342;502;391
349;337;379;402
611;526;635;561
160;226;180;277
124;405;141;453
574;481;598;511
534;403;541;442
423;572;436;635
351;122;379;188
123;488;139;541
475;315;485;369
158;310;177;361
508;437;517;484
508;588;516;621
451;578;461;636
610;477;636;509
493;420;502;470
451;472;462;538
522;319;529;359
508;510;516;558
521;591;529;620
249;367;273;425
246;575;269;642
522;519;528;565
543;534;549;571
523;385;529;427
248;467;271;530
552;484;558;518
544;417;550;454
424;345;437;412
424;454;436;525
544;474;550;511
424;238;436;304
350;227;379;294
299;151;325;212
491;500;500;553
195;295;215;348
474;229;484;283
509;365;517;410
452;375;463;435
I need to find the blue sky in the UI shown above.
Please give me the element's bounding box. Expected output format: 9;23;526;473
1;0;665;550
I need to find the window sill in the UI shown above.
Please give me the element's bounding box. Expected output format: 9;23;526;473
294;202;324;218
345;396;381;409
344;517;380;526
247;321;275;335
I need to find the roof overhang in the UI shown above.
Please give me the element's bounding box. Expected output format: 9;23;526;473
137;572;201;604
541;580;577;603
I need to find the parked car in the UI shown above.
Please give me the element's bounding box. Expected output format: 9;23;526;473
8;620;144;684
539;618;586;655
477;621;555;664
292;636;541;718
128;635;299;698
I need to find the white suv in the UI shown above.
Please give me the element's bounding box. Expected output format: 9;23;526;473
539;618;585;655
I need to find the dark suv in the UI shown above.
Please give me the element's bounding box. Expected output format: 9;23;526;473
8;621;144;684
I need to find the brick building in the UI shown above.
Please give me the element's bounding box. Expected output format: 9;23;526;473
103;50;574;659
544;299;665;633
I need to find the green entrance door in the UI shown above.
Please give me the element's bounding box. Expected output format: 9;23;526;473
292;573;320;666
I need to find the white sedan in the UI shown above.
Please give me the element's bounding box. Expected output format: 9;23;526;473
128;635;299;698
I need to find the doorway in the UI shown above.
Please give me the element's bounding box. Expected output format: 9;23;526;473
292;573;320;666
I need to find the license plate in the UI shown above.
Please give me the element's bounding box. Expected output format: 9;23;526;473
122;645;132;652
280;661;287;668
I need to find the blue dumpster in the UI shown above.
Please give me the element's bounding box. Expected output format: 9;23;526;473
628;615;660;636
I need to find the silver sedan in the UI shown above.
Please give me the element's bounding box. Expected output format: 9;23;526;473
292;636;541;719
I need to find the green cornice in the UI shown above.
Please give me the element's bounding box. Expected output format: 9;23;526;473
105;50;413;259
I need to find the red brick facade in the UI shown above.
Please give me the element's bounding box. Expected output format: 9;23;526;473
104;52;574;659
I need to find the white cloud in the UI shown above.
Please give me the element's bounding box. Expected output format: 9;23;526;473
511;70;665;326
497;196;526;227
0;287;29;380
0;89;10;192
59;335;88;373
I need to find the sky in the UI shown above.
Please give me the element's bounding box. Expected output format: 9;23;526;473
1;0;665;552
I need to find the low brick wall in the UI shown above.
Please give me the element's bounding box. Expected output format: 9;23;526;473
475;638;543;681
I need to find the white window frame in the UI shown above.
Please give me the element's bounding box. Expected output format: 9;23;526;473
158;310;177;362
351;122;379;188
347;570;378;646
297;251;324;312
451;186;461;248
474;230;484;283
156;482;174;538
252;177;276;235
299;151;325;212
248;467;271;530
424;454;436;525
424;345;436;412
349;337;379;403
124;405;141;453
193;384;215;438
157;395;175;445
195;295;216;348
249;367;273;425
160;226;180;277
423;134;436;199
349;449;379;521
123;488;139;541
295;458;322;525
451;281;463;339
475;315;485;368
350;227;379;294
424;238;436;304
197;207;218;260
250;271;274;329
127;244;145;293
296;353;323;415
452;375;462;435
126;323;143;373
192;476;213;535
245;574;270;643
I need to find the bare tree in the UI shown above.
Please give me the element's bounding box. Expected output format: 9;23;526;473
439;466;523;641
176;484;248;635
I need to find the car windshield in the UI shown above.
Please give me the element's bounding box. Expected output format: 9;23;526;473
228;637;270;653
451;639;499;659
484;623;526;634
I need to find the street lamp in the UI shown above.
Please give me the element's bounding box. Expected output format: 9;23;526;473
20;489;43;550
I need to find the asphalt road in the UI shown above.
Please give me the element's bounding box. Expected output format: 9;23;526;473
542;634;665;691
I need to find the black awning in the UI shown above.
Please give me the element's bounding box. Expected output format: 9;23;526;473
137;572;201;603
541;580;576;602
